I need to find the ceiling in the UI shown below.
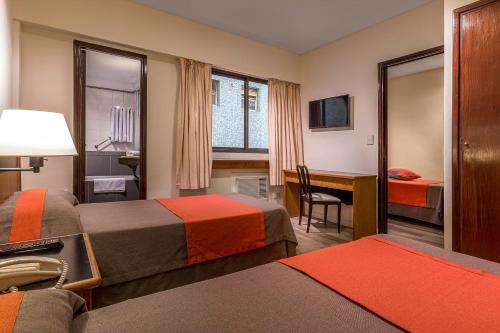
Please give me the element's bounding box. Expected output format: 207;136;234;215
86;50;141;91
388;53;444;79
132;0;433;54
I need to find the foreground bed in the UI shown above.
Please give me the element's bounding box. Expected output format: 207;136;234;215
6;234;500;333
0;190;297;307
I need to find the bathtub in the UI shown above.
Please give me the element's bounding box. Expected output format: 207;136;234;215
84;175;140;203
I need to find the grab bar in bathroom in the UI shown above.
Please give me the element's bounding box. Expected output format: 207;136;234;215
94;137;111;150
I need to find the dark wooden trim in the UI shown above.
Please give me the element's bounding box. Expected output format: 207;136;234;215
452;5;461;253
73;43;86;202
139;54;148;200
73;40;146;61
212;159;269;169
73;40;148;202
243;78;249;149
451;0;499;252
377;45;444;234
212;68;269;153
212;147;269;154
212;68;268;84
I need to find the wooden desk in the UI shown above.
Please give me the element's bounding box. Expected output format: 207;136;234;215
283;169;377;240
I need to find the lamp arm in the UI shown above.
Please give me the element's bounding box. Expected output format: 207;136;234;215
0;167;36;173
0;157;45;173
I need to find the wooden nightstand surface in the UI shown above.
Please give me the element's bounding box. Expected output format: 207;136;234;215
5;233;101;292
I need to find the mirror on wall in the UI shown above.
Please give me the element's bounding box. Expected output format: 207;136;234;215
379;48;444;248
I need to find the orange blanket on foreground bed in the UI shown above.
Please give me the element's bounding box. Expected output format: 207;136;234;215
388;178;442;207
280;236;500;333
9;189;47;243
157;194;264;265
0;291;24;333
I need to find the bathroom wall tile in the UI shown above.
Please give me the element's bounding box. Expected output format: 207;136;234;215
86;153;110;176
110;154;133;176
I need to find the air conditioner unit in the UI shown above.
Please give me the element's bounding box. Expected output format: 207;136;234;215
232;175;269;200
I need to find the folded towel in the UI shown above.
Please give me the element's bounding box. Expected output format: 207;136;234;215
94;178;126;194
126;150;140;157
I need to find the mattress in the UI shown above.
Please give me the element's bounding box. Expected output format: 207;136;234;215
71;234;500;332
76;193;297;287
388;180;444;225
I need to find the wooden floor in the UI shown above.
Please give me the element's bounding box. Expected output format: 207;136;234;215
292;216;444;254
291;217;351;254
387;217;444;248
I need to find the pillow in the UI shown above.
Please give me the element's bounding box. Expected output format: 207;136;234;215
0;189;83;244
49;189;80;206
388;168;421;180
1;289;87;333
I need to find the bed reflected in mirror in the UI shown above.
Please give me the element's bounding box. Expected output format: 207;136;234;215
379;48;444;248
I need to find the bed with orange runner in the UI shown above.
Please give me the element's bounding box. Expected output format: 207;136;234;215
388;178;444;226
7;234;500;332
0;190;297;308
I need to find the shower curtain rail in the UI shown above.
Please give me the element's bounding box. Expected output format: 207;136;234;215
86;85;140;94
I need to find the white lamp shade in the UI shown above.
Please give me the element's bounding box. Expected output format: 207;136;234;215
0;109;77;157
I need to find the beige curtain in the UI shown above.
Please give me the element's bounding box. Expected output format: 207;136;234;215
268;79;304;186
175;58;212;189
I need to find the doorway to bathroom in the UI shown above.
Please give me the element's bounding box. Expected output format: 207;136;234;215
73;41;147;203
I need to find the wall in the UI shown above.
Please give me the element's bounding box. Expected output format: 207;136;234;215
12;0;299;83
19;27;74;192
388;68;444;180
0;0;11;109
0;0;18;202
85;88;139;152
19;26;179;198
12;0;300;197
443;0;475;249
300;0;444;175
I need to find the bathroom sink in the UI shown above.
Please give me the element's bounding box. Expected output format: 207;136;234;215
118;156;140;175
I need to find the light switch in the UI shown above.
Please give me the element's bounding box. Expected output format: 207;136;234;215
367;135;375;145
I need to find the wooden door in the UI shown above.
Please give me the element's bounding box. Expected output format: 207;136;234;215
453;0;500;261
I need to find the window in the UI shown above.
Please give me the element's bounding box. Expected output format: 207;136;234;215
212;69;268;152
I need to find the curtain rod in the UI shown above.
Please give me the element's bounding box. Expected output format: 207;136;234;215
86;85;139;94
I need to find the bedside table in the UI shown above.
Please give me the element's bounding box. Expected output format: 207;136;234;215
2;233;101;309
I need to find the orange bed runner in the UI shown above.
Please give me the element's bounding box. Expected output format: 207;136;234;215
388;178;442;207
279;236;500;332
9;189;47;243
0;291;24;333
156;194;265;265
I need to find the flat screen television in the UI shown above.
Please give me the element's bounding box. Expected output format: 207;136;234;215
309;94;350;129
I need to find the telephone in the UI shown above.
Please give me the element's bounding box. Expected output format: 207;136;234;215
0;256;68;292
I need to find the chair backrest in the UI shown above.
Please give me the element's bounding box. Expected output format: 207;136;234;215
296;164;312;198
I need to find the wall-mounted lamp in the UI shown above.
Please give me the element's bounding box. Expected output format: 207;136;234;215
0;109;77;173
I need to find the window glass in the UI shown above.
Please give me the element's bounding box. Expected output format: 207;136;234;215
248;81;268;149
211;74;245;148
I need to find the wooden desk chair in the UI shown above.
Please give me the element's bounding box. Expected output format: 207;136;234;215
296;165;342;233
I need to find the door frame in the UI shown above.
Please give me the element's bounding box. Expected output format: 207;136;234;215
452;0;499;251
377;45;444;233
73;40;148;202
